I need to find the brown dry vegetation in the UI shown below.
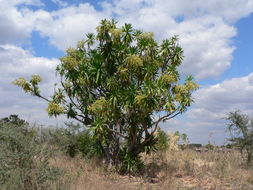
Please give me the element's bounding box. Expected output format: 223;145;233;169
48;149;253;190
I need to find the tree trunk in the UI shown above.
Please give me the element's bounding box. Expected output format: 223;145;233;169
246;150;252;165
102;135;121;170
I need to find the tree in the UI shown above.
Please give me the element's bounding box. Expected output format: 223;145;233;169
174;131;189;149
0;114;28;126
13;19;198;173
226;110;253;165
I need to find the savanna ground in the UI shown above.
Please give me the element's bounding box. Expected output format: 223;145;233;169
48;148;253;190
1;116;252;190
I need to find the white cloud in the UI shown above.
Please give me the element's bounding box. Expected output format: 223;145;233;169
168;16;236;80
192;74;253;115
1;0;253;80
0;45;57;83
164;73;253;144
0;0;43;45
183;0;253;23
248;72;253;85
51;0;68;7
110;0;253;23
30;0;252;80
0;45;64;125
107;0;251;79
31;4;108;51
0;0;43;7
1;0;253;139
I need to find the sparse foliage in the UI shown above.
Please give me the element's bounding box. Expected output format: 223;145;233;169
226;110;253;165
14;19;198;173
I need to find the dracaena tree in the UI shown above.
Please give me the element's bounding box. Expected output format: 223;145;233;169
14;19;198;173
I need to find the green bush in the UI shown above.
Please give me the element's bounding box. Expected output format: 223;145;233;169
45;122;103;158
156;127;168;152
0;115;61;190
119;147;145;174
156;129;189;152
205;143;215;150
77;130;104;158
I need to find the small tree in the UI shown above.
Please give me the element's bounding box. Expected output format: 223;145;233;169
174;131;189;149
226;110;253;165
14;19;198;172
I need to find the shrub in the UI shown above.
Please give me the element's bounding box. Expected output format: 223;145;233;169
205;143;215;150
45;122;103;158
0;115;61;190
155;127;168;152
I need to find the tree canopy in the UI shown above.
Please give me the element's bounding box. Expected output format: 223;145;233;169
226;110;253;164
14;19;198;172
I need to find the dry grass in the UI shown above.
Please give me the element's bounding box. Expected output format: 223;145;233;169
49;153;159;190
48;149;253;190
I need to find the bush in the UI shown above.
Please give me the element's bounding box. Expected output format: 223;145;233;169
205;143;215;150
45;122;103;158
156;127;168;152
0;115;61;190
156;129;189;153
119;147;145;174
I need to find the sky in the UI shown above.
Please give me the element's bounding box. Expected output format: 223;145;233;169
0;0;253;145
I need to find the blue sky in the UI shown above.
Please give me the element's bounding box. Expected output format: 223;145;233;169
0;0;253;145
228;15;253;77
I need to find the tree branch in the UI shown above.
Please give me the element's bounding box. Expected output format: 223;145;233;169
137;110;182;154
151;110;177;135
107;127;127;139
72;115;85;124
35;94;50;102
163;111;181;122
